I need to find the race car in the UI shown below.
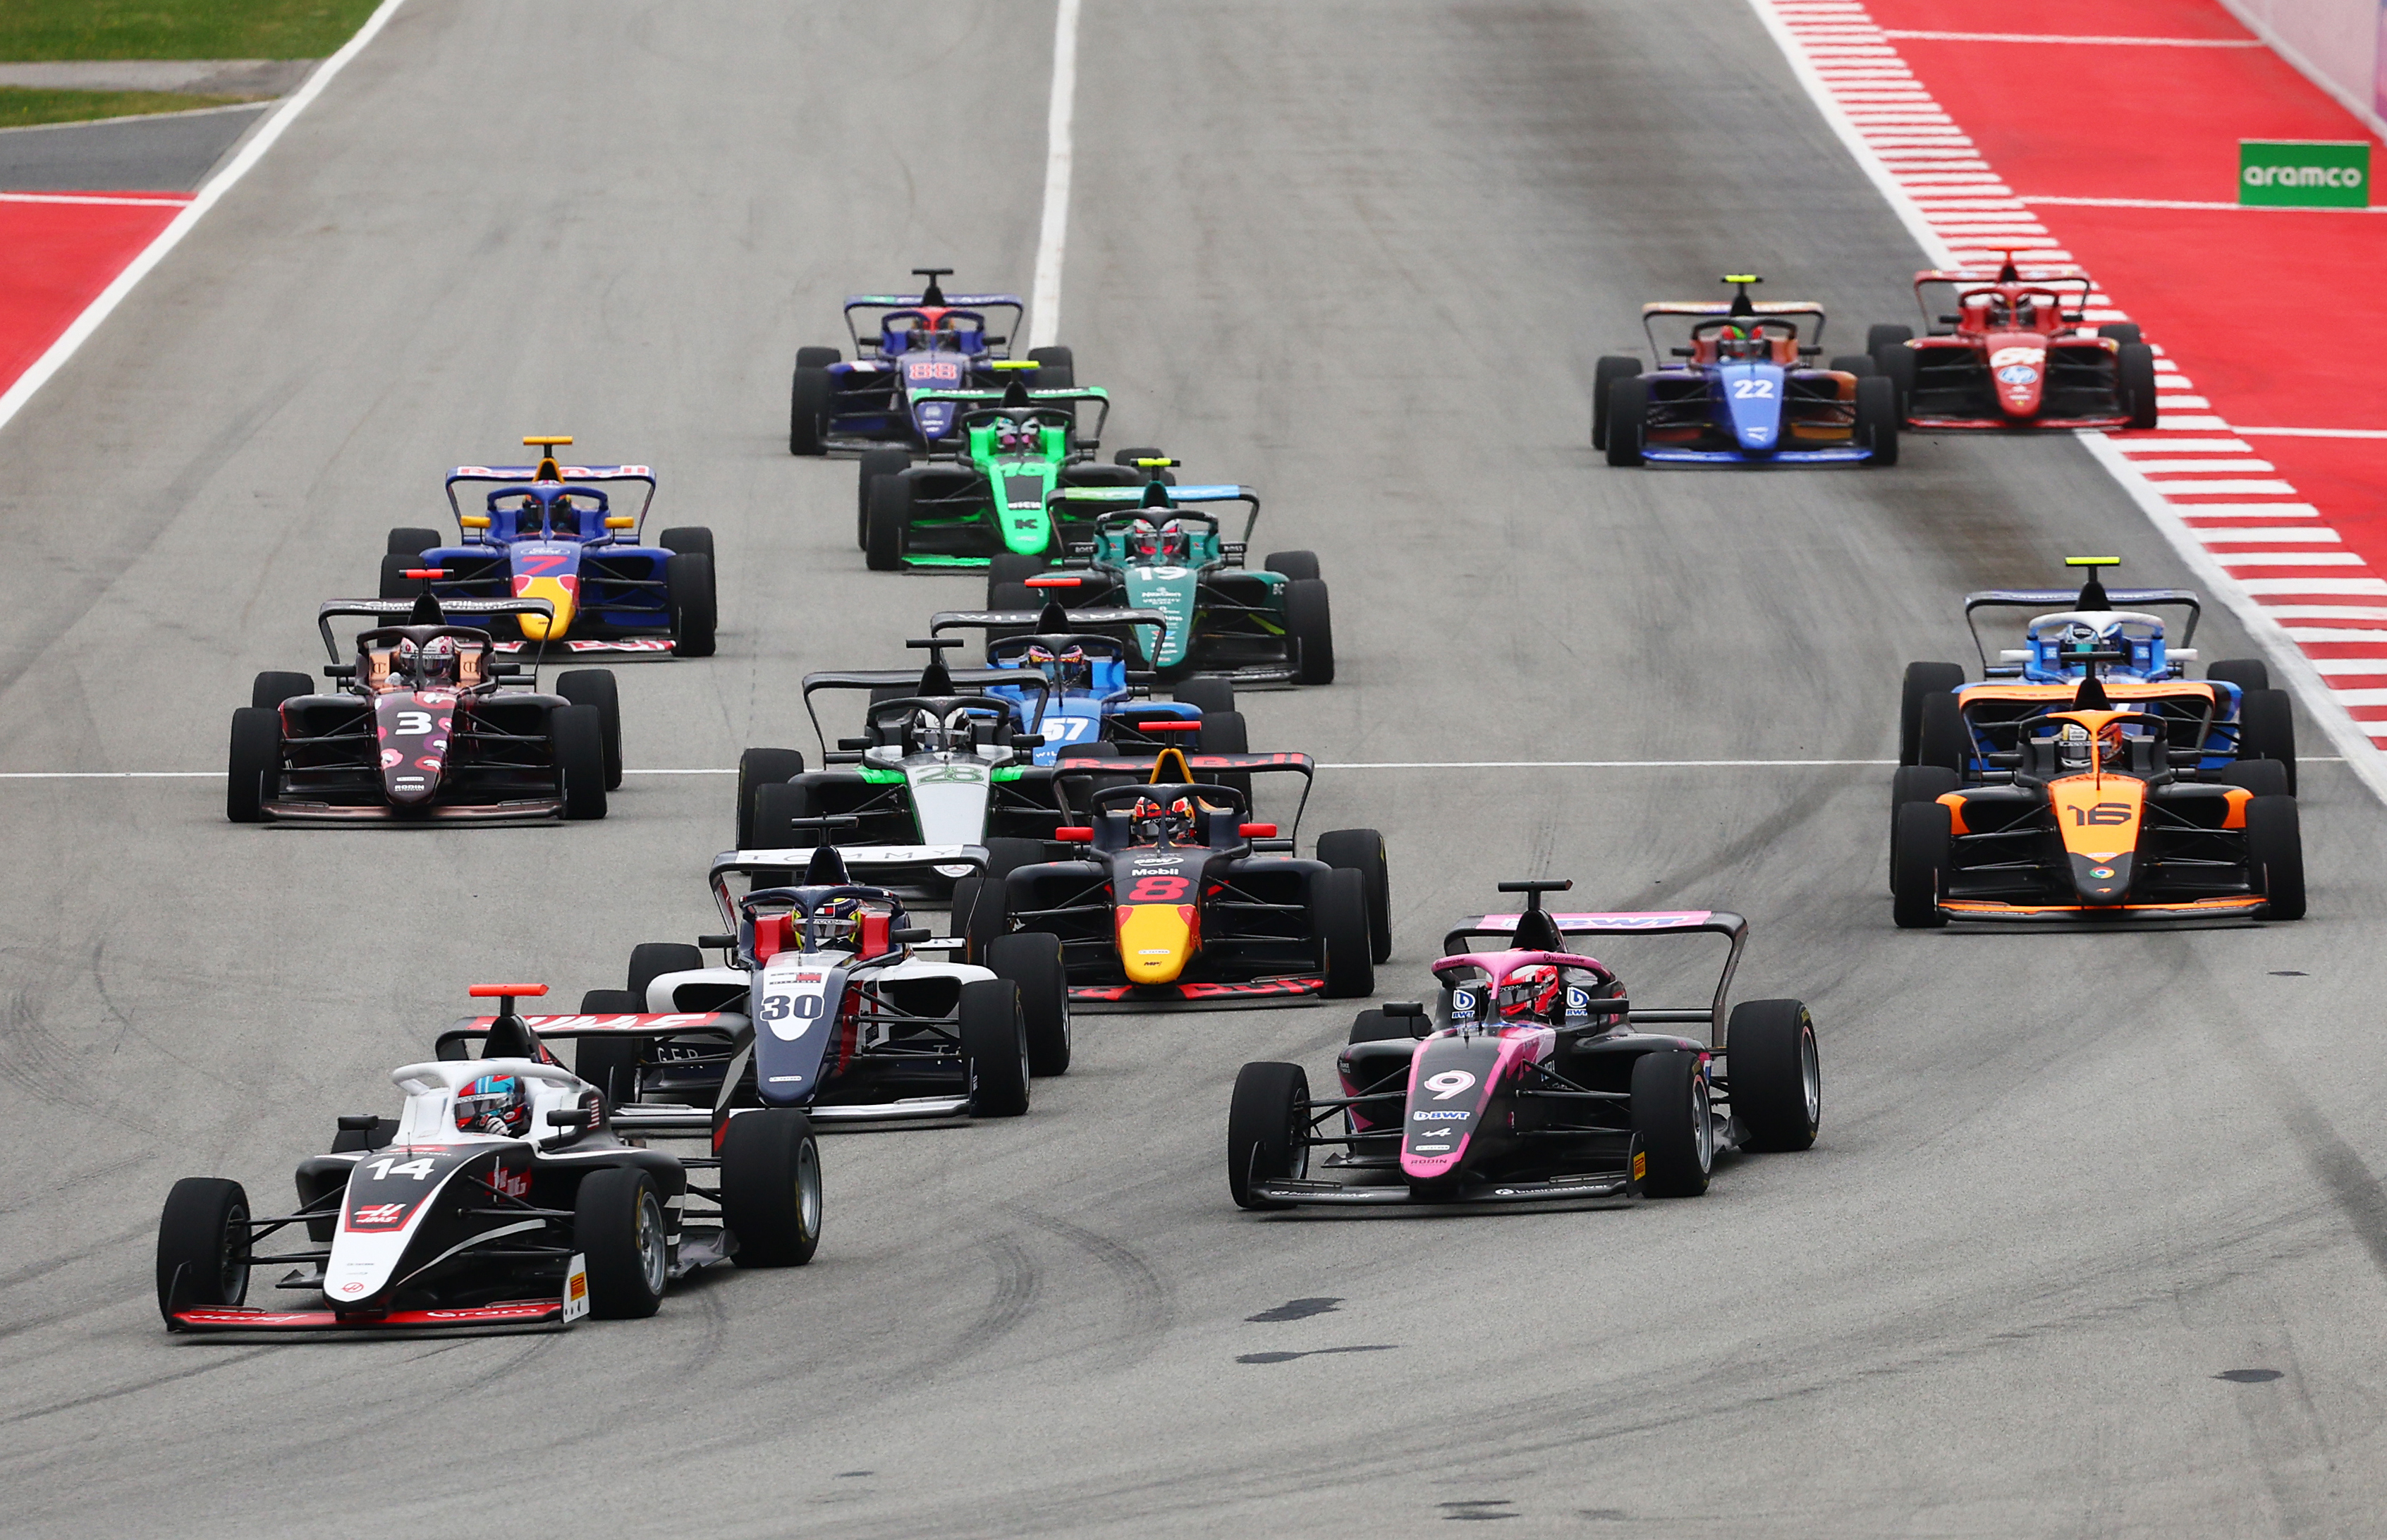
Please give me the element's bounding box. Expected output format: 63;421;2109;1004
789;268;1075;455
1226;883;1820;1208
1868;256;2158;430
1596;275;1898;468
384;436;716;657
226;590;620;824
155;984;822;1332
1899;558;2295;788
570;843;1070;1124
955;747;1391;1006
1893;671;2306;927
858;371;1130;569
971;463;1334;685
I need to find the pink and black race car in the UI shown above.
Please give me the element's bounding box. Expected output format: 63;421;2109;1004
1869;257;2158;431
1226;881;1819;1208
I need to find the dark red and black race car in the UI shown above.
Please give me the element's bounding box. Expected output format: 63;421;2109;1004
1870;257;2158;430
227;590;621;824
953;747;1390;1006
1226;883;1820;1208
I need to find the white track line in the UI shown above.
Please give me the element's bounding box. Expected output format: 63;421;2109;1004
2022;193;2387;214
0;192;193;208
0;0;410;437
1025;0;1081;352
2238;427;2387;440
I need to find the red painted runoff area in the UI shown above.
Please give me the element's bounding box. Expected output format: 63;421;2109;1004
0;195;188;397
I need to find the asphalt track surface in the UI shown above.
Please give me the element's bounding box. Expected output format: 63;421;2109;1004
0;105;271;192
2;3;2383;1535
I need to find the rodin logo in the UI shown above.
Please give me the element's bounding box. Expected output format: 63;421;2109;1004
2239;140;2369;208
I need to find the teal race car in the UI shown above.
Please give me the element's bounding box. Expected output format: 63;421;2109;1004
856;367;1137;570
977;466;1333;685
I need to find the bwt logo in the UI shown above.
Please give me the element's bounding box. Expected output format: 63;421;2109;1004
2243;165;2362;188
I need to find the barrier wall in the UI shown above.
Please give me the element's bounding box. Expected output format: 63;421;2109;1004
2220;0;2387;135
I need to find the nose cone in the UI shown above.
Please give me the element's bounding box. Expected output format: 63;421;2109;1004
1718;364;1783;452
1116;904;1195;984
513;573;578;639
1987;337;2046;418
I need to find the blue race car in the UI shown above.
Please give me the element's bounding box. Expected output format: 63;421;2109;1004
381;437;716;657
929;599;1249;763
1596;276;1898;468
789;268;1076;456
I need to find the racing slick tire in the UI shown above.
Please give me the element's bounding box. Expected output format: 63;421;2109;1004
1227;1062;1310;1209
226;707;281;823
950;875;1011;964
1349;1007;1424;1044
575;1166;668;1318
157;1176;252;1321
1027;344;1075;391
856;447;910;547
666;552;717;657
1173;677;1236;716
1263;550;1321;582
552;704;609;820
575;991;644;1106
1286;578;1336;685
385;526;441;558
1889;765;1958;896
2219;759;2290;797
1855;374;1900;465
721;1108;824;1267
865;475;909;571
556;670;623;789
2208;659;2270;693
987;551;1047;601
984;836;1046;879
1867;323;1913;353
628;943;705;1005
1900;661;1968;765
250;671;312;709
2098;322;2142;347
790;347;838;455
989;931;1071;1077
959;977;1032;1117
750;780;817;851
1916;690;1967;774
1724;999;1821;1152
2118;341;2159;429
1592;355;1641;449
736;747;807;849
2247;794;2307;921
379;551;429;601
1197;707;1248;753
659;526;714;561
1829;353;1875;377
1630;1049;1714;1198
1604;376;1647;466
2235;688;2297;794
1873;339;1917;415
1310;865;1375;998
1317;827;1393;964
1892;800;1953;929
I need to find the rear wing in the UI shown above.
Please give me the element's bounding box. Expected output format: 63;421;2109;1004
929;606;1171;667
436;1010;748;1060
798;666;1046;751
1053;749;1314;831
1962;587;2202;667
707;846;986;922
316;597;555;660
1912;266;2093;328
1640;301;1829;358
1051;484;1262;543
1438;909;1749;1038
908;386;1111;444
444;466;658;526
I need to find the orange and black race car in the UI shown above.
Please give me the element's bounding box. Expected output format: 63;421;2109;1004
952;747;1389;1006
1891;671;2304;928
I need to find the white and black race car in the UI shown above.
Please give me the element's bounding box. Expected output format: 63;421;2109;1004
155;987;821;1333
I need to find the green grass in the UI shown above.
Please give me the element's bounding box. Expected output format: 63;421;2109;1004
0;1;384;61
0;86;254;128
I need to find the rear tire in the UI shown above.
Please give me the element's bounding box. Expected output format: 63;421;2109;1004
1725;999;1820;1151
1630;1049;1713;1198
2219;759;2289;797
865;475;909;571
751;780;817;850
1829;353;1875;377
1227;1062;1310;1209
2097;322;2142;346
2236;688;2296;793
1348;1008;1422;1044
1027;345;1075;391
1263;550;1320;582
2118;341;2159;429
666;552;716;657
1310;865;1374;998
720;1108;824;1266
1874;341;1917;415
1889;764;1958;896
856;448;910;548
552;703;608;820
1286;578;1335;685
386;526;441;557
250;671;312;710
958;977;1031;1117
575;1167;667;1318
1317;827;1392;964
1197;709;1248;756
1173;677;1236;716
736;748;807;849
1900;661;1967;765
1892;800;1953;929
1917;690;1967;774
555;670;623;789
989;931;1070;1076
628;942;704;1005
659;526;713;561
1855;374;1899;465
2247;794;2306;920
1605;376;1647;467
226;707;280;823
1592;355;1641;448
156;1177;251;1321
2208;659;2270;693
987;552;1047;604
951;874;1011;964
791;363;834;455
1866;323;1913;354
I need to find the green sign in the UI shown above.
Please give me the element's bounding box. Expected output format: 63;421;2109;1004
2239;140;2369;207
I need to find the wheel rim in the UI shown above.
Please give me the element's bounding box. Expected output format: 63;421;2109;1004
1015;1011;1031;1090
795;1137;823;1240
634;1191;667;1295
1799;1029;1821;1129
1692;1078;1714;1174
1286;1096;1310;1180
221;1201;251;1304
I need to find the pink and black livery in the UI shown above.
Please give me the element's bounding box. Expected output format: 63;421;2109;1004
1226;881;1821;1209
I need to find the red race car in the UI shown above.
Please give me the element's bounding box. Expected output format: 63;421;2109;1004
1869;257;2157;431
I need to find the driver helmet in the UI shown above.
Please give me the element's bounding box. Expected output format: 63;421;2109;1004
391;636;420;685
809;894;867;951
994;416;1037;452
1129;796;1194;845
2059;619;2123;661
1497;964;1563;1022
455;1073;530;1137
417;635;458;688
2055;721;2123;772
549;494;576;536
1025;643;1090;690
1716;323;1764;360
1129;518;1191;564
908;707;946;752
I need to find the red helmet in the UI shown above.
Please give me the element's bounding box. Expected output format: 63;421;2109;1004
455;1073;530;1137
1497;965;1562;1022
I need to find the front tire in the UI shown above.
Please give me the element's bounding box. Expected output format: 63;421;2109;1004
988;931;1071;1076
1725;999;1820;1151
1855;373;1899;465
1310;865;1374;998
2235;688;2297;793
1892;800;1952;929
1916;690;1967;774
958;977;1031;1117
2247;794;2306;920
575;1167;668;1318
1316;827;1392;964
1889;764;1958;896
666;552;716;657
551;704;609;821
865;475;909;571
1286;578;1334;685
555;669;623;789
386;526;441;557
227;707;281;823
1605;376;1647;466
1592;355;1641;448
2118;341;2159;429
856;448;910;548
720;1108;824;1266
1630;1049;1713;1197
1227;1062;1310;1209
156;1177;250;1321
791;362;834;455
1900;661;1967;765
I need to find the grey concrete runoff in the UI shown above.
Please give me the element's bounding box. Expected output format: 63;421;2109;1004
0;59;317;96
0;101;269;190
0;1;2383;1536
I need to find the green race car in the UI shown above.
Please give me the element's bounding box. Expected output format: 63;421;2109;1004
856;367;1137;570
